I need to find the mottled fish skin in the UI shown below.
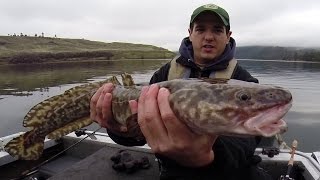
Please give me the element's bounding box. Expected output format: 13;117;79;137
4;74;292;160
159;79;292;137
111;78;292;139
4;76;121;160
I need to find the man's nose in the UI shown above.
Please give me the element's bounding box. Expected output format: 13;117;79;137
204;32;214;41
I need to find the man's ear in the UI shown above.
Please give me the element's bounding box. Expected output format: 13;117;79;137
227;31;232;44
188;28;192;42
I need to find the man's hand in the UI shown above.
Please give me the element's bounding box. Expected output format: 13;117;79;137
131;84;217;167
90;83;127;133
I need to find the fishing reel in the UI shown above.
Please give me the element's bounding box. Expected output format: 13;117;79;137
261;147;280;158
279;175;294;180
74;129;97;140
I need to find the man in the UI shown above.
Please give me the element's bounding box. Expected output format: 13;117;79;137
91;4;272;180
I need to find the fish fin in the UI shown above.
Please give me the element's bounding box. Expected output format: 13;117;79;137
47;117;93;139
23;95;67;127
4;130;45;160
199;78;229;84
64;80;104;95
125;114;144;140
23;93;79;128
107;76;121;85
110;114;145;141
23;85;91;128
121;73;135;87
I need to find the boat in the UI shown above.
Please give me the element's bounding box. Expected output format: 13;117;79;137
1;130;320;180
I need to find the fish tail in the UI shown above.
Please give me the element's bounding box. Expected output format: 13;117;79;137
4;130;45;160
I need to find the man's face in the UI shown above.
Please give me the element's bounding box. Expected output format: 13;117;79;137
189;12;231;64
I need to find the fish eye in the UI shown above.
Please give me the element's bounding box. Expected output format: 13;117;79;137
237;92;251;101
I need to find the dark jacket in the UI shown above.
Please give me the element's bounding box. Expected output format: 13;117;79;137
107;37;272;180
151;37;258;82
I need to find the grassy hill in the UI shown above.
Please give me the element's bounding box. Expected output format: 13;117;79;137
2;35;319;64
0;35;175;64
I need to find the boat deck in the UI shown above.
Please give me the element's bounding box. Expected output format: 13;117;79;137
47;137;159;180
1;133;320;180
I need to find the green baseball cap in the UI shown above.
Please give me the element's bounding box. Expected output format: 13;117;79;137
190;4;230;27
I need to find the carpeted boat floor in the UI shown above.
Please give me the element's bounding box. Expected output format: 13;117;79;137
48;145;159;180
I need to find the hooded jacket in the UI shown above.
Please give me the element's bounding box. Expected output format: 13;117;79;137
178;36;236;71
150;37;258;82
107;37;271;180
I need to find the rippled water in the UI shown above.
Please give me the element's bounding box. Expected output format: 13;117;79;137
0;59;319;152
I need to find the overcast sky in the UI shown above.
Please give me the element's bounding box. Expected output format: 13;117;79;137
1;0;319;51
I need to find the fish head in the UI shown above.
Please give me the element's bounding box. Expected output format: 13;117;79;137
168;79;292;137
224;83;293;137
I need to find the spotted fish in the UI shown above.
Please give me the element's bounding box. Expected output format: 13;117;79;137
111;77;292;140
4;74;292;160
4;76;122;160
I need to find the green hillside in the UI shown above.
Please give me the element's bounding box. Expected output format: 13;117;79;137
2;35;319;64
0;35;175;64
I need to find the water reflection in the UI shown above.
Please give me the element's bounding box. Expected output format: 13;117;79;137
0;60;167;137
0;60;167;95
0;59;320;152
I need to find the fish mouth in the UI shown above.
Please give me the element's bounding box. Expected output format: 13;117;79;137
244;101;292;137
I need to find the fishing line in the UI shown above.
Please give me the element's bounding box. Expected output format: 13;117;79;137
10;127;102;180
275;133;292;150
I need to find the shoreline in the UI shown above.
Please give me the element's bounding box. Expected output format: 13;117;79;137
0;57;172;66
0;50;175;65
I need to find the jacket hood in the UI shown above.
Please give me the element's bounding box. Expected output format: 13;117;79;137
178;37;236;71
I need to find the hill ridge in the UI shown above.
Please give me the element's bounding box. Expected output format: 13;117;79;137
0;36;175;64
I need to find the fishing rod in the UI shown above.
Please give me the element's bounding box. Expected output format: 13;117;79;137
10;127;102;180
279;139;298;180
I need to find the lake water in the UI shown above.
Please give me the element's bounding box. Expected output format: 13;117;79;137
0;59;319;152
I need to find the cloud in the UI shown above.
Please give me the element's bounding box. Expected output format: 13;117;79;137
1;0;320;50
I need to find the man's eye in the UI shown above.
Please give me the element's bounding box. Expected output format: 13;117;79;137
214;29;223;33
196;28;205;32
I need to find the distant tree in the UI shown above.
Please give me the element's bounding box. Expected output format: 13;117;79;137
35;34;37;37
13;33;16;36
301;52;312;61
294;52;298;60
20;33;23;37
41;32;44;37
